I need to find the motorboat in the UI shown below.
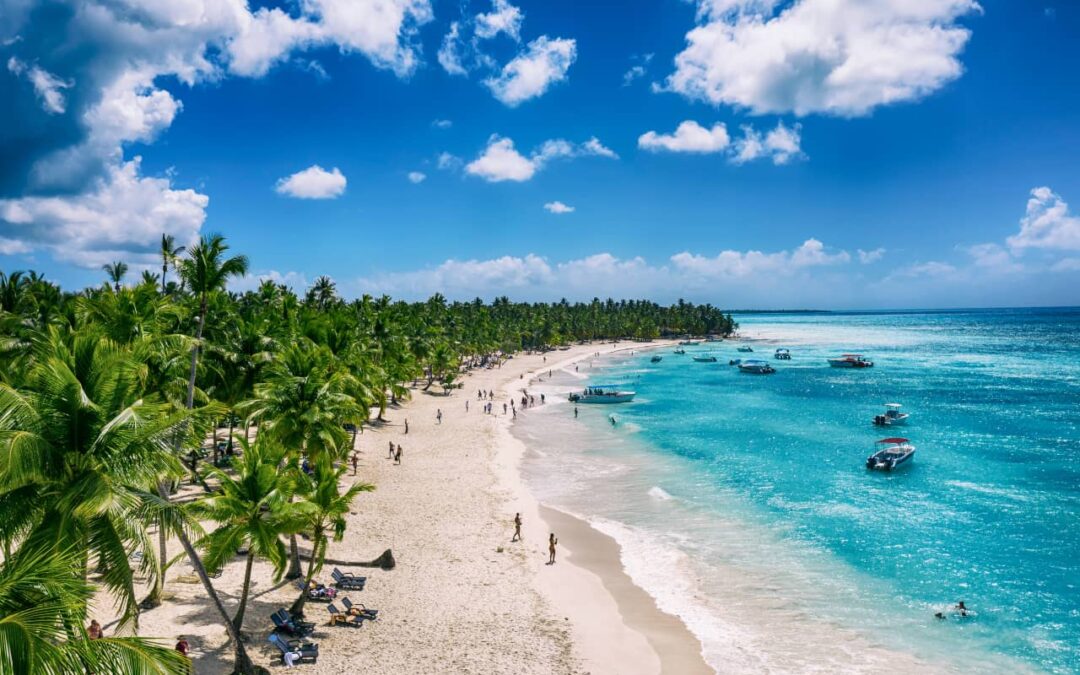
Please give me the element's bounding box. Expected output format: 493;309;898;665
650;355;663;363
866;438;915;471
738;360;775;374
728;358;742;366
673;348;686;355
568;385;636;404
774;348;791;360
737;346;754;353
828;354;874;368
873;403;909;427
705;336;723;343
678;340;700;346
692;354;718;363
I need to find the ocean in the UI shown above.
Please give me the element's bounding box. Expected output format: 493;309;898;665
514;308;1080;674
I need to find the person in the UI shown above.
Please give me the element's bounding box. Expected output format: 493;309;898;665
934;612;946;620
175;636;190;657
404;418;409;434
610;414;616;427
466;400;469;412
351;451;358;476
283;646;302;667
548;533;558;565
88;619;103;640
395;446;402;465
955;601;968;617
540;393;545;404
503;402;507;415
574;406;578;418
388;441;395;459
436;409;442;424
512;513;522;542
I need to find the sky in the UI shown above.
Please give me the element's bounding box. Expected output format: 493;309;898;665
1;0;1079;309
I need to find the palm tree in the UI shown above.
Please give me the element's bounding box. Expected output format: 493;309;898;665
0;545;190;674
291;463;372;616
102;260;128;292
197;436;302;632
141;269;161;287
160;234;186;295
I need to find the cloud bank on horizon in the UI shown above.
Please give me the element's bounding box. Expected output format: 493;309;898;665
0;0;1077;307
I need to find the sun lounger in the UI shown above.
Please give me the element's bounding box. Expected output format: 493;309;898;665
295;579;335;601
341;597;378;620
326;603;367;628
268;633;318;665
271;610;314;637
331;568;366;590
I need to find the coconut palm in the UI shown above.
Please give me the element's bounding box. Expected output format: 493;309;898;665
0;545;190;674
102;260;129;292
196;436;303;632
290;463;373;615
159;234;186;296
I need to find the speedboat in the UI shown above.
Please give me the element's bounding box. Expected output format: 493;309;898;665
692;354;718;363
705;336;723;343
568;385;635;404
866;438;915;471
673;348;686;355
737;346;754;353
873;403;909;427
774;348;791;360
738;359;775;374
828;354;874;368
728;358;742;366
678;340;700;346
650;355;663;363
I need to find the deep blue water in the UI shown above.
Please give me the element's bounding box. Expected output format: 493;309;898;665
518;308;1080;673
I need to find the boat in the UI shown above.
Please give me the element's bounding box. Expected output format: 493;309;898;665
650;355;663;363
737;346;754;353
692;355;718;363
738;359;775;374
705;336;723;343
828;354;874;368
866;437;915;471
673;348;686;355
678;340;700;346
873;403;909;427
774;348;791;360
728;358;742;366
568;385;636;404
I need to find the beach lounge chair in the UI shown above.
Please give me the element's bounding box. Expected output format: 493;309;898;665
276;608;315;631
326;603;366;628
341;597;378;620
268;633;318;665
331;568;366;590
271;610;314;637
295;579;335;601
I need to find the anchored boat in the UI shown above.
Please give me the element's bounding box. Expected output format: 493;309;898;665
828;354;874;368
774;348;791;360
737;345;754;353
738;359;775;374
568;384;636;404
873;403;909;427
692;354;718;363
866;438;915;471
650;355;663;363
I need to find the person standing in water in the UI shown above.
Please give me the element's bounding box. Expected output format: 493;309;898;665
574;406;578;418
548;533;558;564
512;513;522;542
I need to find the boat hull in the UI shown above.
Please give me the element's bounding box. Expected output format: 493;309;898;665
866;449;915;471
574;394;635;404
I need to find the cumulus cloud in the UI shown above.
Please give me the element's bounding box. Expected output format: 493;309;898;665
407;171;427;183
544;201;575;214
731;122;803;165
484;36;577;106
437;152;463;171
475;0;524;41
639;121;731;153
622;52;654;86
0;158;206;267
1007;186;1080;252
857;248;885;264
672;238;849;278
664;0;981;117
465;134;617;182
7;57;71;114
275;165;347;199
230;269;311;293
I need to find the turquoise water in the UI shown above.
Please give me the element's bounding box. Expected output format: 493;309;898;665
516;308;1080;674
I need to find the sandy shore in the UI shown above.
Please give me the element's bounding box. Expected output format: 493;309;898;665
99;342;710;674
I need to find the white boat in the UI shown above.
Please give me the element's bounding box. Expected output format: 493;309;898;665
828;354;874;368
738;359;775;374
650;355;663;363
774;348;791;360
678;340;700;346
568;385;635;404
673;348;686;355
737;346;754;353
692;354;717;363
705;336;723;343
873;403;909;427
866;438;915;471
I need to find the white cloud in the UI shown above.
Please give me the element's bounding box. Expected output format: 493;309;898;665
432;119;453;129
623;65;646;86
857;247;885;264
408;171;427;183
963;242;1023;273
275;165;347;199
672;238;848;278
475;0;524;41
230;269;311;293
7;57;72;114
484;36;577;106
731;122;803;164
437;152;463;170
665;0;981;117
544;201;575;214
465;134;617;183
639;121;731;153
437;21;468;76
0;158;206;267
1007;186;1080;252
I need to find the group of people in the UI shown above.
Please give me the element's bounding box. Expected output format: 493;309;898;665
388;441;403;464
510;513;559;565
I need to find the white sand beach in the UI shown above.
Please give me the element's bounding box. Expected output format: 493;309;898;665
102;341;710;674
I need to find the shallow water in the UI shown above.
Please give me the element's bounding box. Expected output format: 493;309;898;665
516;308;1080;674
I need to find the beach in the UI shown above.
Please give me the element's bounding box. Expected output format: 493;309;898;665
108;341;709;674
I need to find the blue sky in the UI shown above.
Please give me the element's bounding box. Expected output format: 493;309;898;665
1;0;1079;308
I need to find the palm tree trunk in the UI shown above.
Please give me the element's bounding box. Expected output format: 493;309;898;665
287;532;302;579
233;551;255;633
160;485;255;675
161;263;167;295
289;530;321;617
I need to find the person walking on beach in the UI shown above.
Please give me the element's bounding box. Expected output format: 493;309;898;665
388;441;395;459
436;409;442;424
394;446;402;465
466;400;469;412
351;451;358;476
548;533;558;565
512;513;522;542
404;418;409;434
